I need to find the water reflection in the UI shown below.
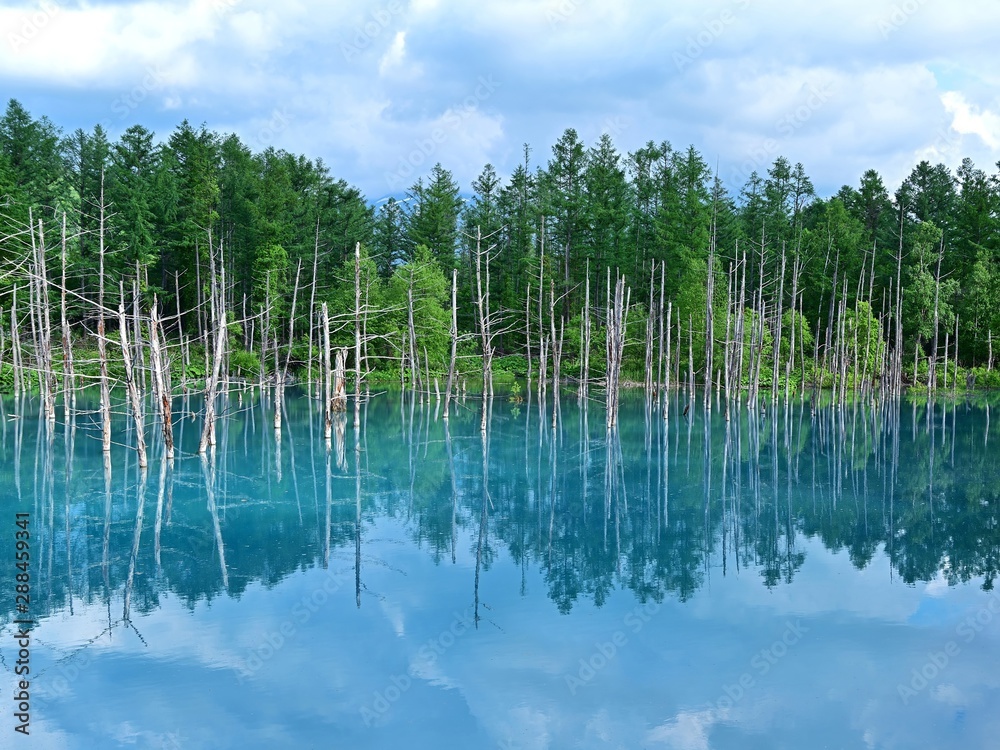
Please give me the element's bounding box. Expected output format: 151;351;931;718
1;390;999;629
2;387;1000;748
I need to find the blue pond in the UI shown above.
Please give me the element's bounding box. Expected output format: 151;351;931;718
1;387;999;749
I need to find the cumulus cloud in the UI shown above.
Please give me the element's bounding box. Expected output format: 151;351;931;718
2;0;1000;199
942;91;1000;150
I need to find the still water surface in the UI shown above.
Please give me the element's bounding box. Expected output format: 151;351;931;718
1;388;999;749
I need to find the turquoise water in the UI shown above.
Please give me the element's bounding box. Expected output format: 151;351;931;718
1;388;999;749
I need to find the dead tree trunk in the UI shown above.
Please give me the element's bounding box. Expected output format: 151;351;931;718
929;238;944;392
354;242;362;429
549;279;561;392
645;261;655;396
118;284;148;469
333;348;347;411
473;226;495;399
606;271;629;428
321;302;332;442
444;269;458;419
60;213;75;420
32;216;56;424
771;242;786;403
275;260;302;439
583;265;592;398
148;298;174;459
198;236;227;454
98;172;112;453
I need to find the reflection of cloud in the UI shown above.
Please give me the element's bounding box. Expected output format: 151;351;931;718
932;683;966;706
645;708;723;750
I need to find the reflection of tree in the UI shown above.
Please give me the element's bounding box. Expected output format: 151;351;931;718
3;389;1000;627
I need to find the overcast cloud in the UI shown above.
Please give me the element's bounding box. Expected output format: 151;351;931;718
2;0;998;201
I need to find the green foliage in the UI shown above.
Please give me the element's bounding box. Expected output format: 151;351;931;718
2;98;1000;395
0;362;14;393
252;242;290;330
184;358;206;381
494;355;528;378
386;245;449;370
844;301;886;376
229;348;261;379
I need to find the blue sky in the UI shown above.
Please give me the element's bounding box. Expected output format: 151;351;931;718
2;0;999;203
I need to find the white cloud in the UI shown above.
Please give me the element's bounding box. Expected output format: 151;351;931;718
4;0;1000;198
942;90;1000;150
379;30;409;77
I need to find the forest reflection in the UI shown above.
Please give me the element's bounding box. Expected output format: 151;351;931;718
1;386;998;629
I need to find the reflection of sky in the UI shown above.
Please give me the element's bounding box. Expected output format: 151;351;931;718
5;392;1000;749
21;516;1000;750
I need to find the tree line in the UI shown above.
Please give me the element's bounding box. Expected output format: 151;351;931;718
1;97;999;398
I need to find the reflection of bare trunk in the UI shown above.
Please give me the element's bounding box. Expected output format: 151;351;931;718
474;416;492;629
202;452;230;591
445;417;457;565
154;455;168;571
335;412;347;472
124;467;148;622
355;403;363;608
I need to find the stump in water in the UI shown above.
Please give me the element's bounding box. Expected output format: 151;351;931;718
333;348;348;412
